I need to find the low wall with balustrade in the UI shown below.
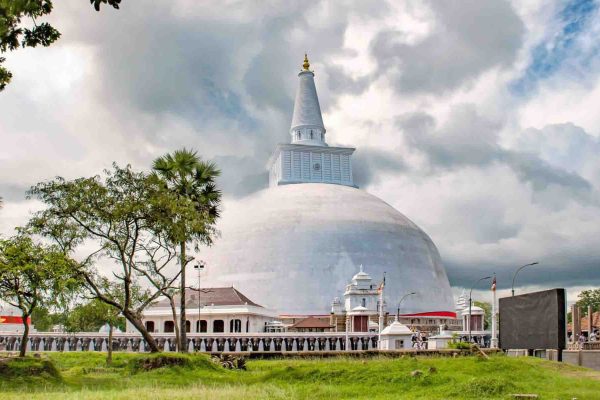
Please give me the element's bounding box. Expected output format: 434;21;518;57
0;332;381;353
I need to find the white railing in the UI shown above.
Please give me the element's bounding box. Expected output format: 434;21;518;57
0;331;380;353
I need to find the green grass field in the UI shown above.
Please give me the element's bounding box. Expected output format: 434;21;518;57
1;352;599;399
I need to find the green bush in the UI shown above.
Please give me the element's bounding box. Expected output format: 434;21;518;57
460;377;515;396
0;356;62;386
127;353;218;373
447;341;472;350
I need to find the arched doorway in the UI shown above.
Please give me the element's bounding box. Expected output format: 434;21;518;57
197;320;207;333
145;321;155;332
213;320;224;333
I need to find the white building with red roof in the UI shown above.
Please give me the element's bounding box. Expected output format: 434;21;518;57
132;287;278;334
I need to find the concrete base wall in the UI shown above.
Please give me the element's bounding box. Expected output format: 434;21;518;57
562;350;600;370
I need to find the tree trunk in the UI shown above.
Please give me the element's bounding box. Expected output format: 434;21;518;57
122;310;160;353
19;313;29;357
107;323;113;366
169;296;180;351
179;241;188;353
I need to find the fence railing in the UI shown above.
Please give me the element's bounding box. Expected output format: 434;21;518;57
0;332;381;353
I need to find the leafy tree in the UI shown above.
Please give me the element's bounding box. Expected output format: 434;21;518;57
0;234;80;356
65;298;125;333
65;297;123;365
0;0;121;91
30;305;65;331
28;164;208;353
153;149;221;352
474;301;492;330
576;289;600;315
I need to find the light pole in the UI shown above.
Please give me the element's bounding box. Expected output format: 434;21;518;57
469;276;491;342
511;262;539;296
194;262;205;333
396;292;417;320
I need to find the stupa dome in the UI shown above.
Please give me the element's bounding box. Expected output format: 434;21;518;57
201;183;455;314
201;56;454;316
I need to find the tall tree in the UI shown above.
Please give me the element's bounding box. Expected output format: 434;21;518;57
28;164;202;353
577;289;600;316
0;0;121;91
0;234;80;357
153;149;221;352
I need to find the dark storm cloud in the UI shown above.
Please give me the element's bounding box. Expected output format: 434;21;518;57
48;1;387;197
397;105;595;200
352;147;406;187
212;155;268;198
445;254;600;290
370;0;524;94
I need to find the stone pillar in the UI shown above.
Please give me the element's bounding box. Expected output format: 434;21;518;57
589;305;593;337
573;305;581;340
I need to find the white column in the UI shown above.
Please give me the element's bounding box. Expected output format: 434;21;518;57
491;289;498;348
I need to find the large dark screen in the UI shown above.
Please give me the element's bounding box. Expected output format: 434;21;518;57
499;288;566;350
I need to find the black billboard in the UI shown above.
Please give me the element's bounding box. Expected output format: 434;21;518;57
499;288;566;350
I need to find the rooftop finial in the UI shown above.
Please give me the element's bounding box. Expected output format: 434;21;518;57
302;53;310;71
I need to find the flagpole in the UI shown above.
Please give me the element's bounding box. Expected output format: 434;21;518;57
491;273;498;348
378;273;385;350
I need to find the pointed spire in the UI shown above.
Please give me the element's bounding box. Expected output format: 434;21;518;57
290;53;326;146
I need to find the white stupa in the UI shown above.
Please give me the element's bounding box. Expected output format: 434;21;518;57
201;55;455;315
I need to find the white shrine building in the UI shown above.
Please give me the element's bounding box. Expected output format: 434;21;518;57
132;287;278;334
201;55;456;317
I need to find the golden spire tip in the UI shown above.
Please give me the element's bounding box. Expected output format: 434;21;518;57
302;53;310;71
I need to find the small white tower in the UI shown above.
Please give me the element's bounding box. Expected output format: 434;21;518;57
267;54;356;188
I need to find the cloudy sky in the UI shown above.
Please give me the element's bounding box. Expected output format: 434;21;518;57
1;0;599;304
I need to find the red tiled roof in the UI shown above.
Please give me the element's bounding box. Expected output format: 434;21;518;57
290;316;332;329
568;311;600;331
153;287;263;308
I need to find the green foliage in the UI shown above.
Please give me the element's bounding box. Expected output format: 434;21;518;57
447;341;472;350
90;0;121;12
0;0;122;91
27;163;216;352
30;306;66;332
0;234;82;355
0;235;78;313
1;353;600;399
0;0;60;90
459;377;515;397
577;289;600;315
0;356;62;386
127;353;217;373
64;299;124;333
152;148;222;246
473;301;492;330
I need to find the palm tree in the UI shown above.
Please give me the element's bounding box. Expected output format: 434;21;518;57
152;148;221;352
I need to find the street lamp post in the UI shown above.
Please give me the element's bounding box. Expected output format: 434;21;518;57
396;292;417;320
194;262;205;333
511;262;539;297
469;276;492;343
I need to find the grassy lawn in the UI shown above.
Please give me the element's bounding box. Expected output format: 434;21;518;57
1;352;599;399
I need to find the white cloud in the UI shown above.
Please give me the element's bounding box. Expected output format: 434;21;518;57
1;0;599;298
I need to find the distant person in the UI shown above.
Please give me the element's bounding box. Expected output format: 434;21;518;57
578;333;586;349
590;331;597;342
